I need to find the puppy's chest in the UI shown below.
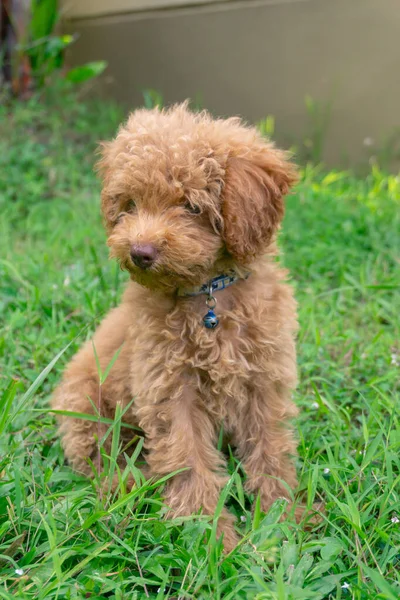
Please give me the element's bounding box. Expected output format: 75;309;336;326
129;305;271;398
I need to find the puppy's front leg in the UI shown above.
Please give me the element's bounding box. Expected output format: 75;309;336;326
234;382;298;512
137;383;238;550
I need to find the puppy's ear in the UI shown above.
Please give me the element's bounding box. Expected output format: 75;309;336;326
96;141;118;232
96;140;113;183
221;150;298;262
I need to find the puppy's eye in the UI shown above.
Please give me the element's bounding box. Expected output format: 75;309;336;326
184;201;201;215
126;200;137;213
116;200;137;224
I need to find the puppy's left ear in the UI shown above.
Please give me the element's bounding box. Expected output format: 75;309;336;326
221;148;298;263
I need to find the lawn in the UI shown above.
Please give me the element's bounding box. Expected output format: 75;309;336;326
0;91;399;599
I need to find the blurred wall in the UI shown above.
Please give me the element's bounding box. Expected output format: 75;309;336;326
63;0;400;167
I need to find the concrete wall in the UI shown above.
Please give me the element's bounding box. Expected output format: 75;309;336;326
63;0;400;168
62;0;225;19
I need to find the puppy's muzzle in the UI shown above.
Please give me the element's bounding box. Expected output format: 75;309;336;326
130;244;158;269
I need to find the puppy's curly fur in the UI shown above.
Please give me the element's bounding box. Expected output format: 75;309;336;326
52;103;299;551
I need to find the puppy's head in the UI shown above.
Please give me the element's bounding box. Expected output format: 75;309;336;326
97;103;297;292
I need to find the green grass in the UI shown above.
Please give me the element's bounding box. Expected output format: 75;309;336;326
0;91;399;599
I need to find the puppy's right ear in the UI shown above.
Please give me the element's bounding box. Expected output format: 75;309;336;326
95;140;113;183
96;141;119;232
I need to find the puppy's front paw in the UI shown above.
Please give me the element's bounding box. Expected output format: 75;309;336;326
254;480;293;515
100;472;137;496
164;493;239;553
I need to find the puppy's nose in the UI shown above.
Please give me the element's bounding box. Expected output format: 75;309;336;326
130;244;158;269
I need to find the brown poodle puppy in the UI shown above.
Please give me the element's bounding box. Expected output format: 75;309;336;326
52;103;299;551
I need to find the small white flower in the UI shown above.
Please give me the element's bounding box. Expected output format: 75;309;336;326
311;402;319;409
341;581;350;589
15;568;24;576
323;468;330;474
391;353;399;366
240;515;246;522
363;137;374;147
391;515;399;524
63;276;71;287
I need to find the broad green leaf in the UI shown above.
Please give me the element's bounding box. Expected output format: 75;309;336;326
66;61;107;84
